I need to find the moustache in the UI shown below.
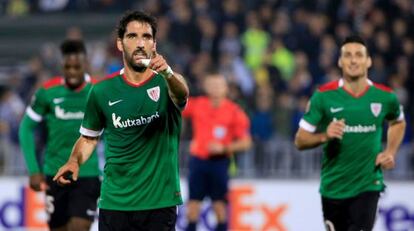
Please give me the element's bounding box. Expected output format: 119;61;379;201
133;49;147;56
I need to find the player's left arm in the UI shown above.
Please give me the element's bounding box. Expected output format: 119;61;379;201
150;52;189;107
375;119;406;170
376;96;406;170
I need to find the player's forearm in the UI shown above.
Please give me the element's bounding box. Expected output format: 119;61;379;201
227;136;252;153
19;115;41;174
384;120;406;156
294;128;328;150
166;72;189;106
69;135;98;165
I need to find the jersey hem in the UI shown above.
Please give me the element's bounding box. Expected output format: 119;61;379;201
98;200;183;211
320;187;385;199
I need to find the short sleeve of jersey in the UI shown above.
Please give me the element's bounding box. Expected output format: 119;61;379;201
385;93;403;121
27;87;49;121
300;91;324;132
232;106;250;139
81;87;104;136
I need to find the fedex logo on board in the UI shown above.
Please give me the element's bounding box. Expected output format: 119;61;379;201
176;186;289;231
0;186;47;229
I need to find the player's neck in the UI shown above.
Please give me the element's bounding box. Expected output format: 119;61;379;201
123;67;153;85
343;76;369;95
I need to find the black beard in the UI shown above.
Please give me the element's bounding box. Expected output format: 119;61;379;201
125;51;147;73
130;63;147;72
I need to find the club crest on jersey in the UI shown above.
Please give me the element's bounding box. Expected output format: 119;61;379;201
370;103;382;117
147;86;160;102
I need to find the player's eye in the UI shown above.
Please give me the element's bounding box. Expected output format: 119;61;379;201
126;33;137;39
143;33;153;40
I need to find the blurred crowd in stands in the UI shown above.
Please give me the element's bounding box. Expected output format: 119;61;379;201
0;0;413;178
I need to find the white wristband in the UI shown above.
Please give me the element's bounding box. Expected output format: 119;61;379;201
162;66;174;79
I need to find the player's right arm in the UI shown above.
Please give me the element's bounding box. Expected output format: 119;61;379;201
53;135;98;185
294;91;345;150
19;115;46;191
295;119;345;150
19;87;48;191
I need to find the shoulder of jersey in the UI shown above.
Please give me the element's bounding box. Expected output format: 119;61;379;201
96;70;122;84
99;71;121;82
317;80;340;92
42;76;64;89
372;82;393;93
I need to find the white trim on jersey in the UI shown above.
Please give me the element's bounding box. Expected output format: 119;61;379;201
84;73;91;82
26;107;42;122
338;78;344;87
299;119;316;133
338;78;373;87
80;126;103;137
397;111;405;121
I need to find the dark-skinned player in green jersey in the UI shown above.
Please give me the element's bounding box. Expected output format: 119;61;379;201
19;40;100;231
294;35;406;231
54;11;189;231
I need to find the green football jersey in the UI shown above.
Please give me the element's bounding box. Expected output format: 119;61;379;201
300;79;404;199
25;75;99;177
81;71;183;211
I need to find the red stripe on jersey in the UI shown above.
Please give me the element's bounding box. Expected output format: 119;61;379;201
122;72;156;87
318;80;339;92
373;83;393;93
101;70;122;82
90;77;99;84
43;77;64;89
342;84;370;98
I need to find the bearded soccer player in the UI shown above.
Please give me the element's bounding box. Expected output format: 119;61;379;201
182;73;251;231
19;40;100;231
53;11;189;231
294;35;406;231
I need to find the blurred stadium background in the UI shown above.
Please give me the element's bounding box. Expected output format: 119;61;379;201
0;0;413;230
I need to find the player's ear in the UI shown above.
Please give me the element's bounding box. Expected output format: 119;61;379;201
151;41;157;58
116;38;123;52
367;56;372;68
338;58;343;68
152;41;157;52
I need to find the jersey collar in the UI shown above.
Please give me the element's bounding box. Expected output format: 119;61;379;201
65;73;91;92
120;67;157;88
338;78;373;87
338;78;373;98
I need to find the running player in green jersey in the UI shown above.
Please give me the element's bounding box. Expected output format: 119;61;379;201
19;40;100;231
294;35;406;231
54;11;189;231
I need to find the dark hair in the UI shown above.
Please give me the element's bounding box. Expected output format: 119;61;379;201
341;35;369;55
60;39;86;55
341;35;366;47
117;11;157;39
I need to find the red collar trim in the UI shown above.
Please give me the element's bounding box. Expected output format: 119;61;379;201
122;72;156;87
342;84;370;98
